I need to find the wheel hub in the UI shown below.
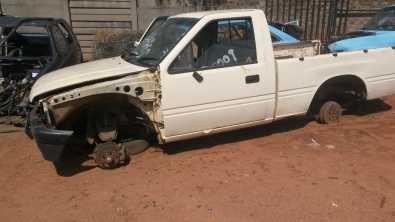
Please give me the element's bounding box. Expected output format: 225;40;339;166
328;106;340;121
94;142;127;169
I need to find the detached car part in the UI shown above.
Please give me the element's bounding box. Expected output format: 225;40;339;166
0;16;82;117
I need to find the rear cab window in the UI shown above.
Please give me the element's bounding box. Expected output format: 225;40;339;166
16;24;48;35
169;17;257;74
14;21;52;57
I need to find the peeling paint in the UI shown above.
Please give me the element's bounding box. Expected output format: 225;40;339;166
44;70;162;129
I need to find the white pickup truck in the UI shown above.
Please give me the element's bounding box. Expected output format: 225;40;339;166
26;9;395;169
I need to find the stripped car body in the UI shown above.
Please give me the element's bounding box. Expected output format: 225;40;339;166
28;56;162;161
0;15;82;116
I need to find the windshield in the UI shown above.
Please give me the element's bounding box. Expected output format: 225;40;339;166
124;18;198;67
141;16;168;42
363;7;395;31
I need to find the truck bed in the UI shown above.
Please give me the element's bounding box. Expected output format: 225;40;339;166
275;46;395;118
274;40;321;59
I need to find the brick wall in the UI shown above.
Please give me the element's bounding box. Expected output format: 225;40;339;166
343;0;395;33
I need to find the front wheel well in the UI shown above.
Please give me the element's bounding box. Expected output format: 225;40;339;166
55;94;158;145
308;75;367;115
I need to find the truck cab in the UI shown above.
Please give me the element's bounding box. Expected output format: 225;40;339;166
154;10;277;138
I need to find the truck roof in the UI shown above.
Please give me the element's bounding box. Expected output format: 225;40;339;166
171;9;260;19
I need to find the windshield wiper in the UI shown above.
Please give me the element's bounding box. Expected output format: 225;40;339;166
129;51;139;56
121;50;139;62
137;57;159;67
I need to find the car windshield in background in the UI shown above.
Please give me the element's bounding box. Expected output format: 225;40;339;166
125;18;198;67
16;24;48;35
363;7;395;31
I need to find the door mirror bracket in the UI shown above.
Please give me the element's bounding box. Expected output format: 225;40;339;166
192;71;204;83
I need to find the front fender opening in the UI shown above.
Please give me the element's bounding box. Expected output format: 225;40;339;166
54;94;157;148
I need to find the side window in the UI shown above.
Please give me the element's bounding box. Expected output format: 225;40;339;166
169;17;257;74
52;25;68;56
217;20;230;43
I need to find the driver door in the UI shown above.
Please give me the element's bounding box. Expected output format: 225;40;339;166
161;17;276;139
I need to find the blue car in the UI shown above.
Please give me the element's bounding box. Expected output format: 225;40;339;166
269;25;300;44
329;5;395;52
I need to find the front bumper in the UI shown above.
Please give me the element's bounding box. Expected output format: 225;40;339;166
26;107;74;162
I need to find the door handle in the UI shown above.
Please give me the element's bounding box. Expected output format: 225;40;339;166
193;71;204;83
245;75;260;84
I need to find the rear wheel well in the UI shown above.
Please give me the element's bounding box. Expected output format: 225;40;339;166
308;75;367;115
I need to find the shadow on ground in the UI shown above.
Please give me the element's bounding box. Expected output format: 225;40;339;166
52;99;391;176
53;145;96;177
162;99;391;155
162;116;311;155
347;99;392;116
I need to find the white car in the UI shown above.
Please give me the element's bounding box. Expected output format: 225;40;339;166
26;9;395;170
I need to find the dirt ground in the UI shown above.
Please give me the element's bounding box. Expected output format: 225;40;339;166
1;96;395;222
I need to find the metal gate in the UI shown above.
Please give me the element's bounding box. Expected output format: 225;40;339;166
260;0;336;42
332;0;381;38
261;0;383;43
201;0;351;43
